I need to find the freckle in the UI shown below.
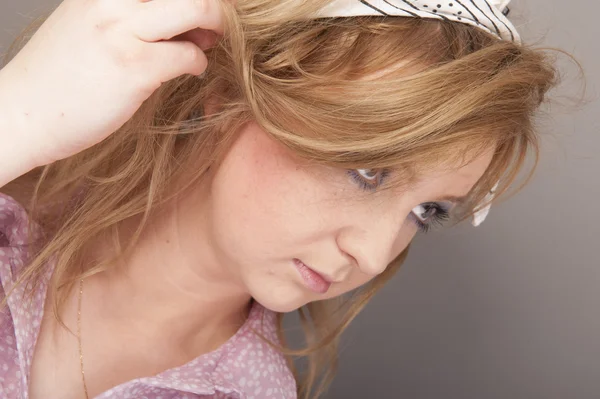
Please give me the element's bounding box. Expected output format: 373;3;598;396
24;113;29;116
166;239;170;244
60;112;64;117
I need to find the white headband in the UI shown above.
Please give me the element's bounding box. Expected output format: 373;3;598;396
316;0;518;226
471;182;498;227
318;0;520;43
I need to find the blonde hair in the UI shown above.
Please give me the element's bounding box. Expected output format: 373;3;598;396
3;0;558;397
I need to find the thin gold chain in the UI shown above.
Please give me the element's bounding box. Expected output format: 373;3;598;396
77;279;90;399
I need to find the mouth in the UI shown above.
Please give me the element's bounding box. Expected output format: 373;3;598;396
292;258;332;294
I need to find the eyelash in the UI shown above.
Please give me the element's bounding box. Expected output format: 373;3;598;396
347;169;450;233
347;169;390;191
410;203;450;233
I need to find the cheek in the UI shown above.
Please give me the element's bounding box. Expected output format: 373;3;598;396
395;219;419;254
323;225;416;299
206;124;329;261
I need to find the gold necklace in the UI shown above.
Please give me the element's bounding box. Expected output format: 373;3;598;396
77;279;90;399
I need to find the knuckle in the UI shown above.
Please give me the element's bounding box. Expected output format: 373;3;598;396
92;0;120;20
195;0;211;14
187;0;211;23
88;0;124;34
111;42;148;68
182;43;202;63
184;45;208;75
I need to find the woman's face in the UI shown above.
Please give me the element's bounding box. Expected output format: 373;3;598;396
185;122;494;313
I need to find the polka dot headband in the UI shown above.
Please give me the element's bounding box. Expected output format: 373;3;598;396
316;0;519;225
318;0;521;43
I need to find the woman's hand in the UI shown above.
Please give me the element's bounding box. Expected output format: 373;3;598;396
0;0;222;173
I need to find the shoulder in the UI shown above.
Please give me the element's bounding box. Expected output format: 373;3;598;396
0;193;31;246
211;302;297;398
0;193;39;284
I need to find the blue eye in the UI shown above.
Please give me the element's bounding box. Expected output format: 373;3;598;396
348;169;389;191
348;170;450;233
411;202;450;233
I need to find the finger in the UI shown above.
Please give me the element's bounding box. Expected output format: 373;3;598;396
173;28;219;51
132;0;224;42
146;40;209;82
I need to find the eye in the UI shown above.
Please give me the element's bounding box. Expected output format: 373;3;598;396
356;169;379;180
411;202;450;233
348;169;389;191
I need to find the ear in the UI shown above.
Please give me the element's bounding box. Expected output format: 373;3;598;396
203;95;221;117
187;94;221;121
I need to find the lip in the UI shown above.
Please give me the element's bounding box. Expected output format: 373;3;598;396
293;259;332;294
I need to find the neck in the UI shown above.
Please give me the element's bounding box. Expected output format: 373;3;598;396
83;188;252;351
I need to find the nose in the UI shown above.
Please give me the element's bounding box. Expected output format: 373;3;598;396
336;206;413;276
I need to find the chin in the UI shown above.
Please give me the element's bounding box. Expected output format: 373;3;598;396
249;281;313;313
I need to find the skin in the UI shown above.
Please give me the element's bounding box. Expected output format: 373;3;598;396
29;121;494;398
195;122;494;312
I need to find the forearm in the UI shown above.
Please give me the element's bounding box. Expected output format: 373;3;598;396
0;67;39;188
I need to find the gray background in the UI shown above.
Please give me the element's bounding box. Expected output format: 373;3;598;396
1;1;598;398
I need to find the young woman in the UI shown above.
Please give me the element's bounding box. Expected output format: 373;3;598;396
0;0;557;397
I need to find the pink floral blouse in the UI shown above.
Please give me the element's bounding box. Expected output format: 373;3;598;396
0;193;297;398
